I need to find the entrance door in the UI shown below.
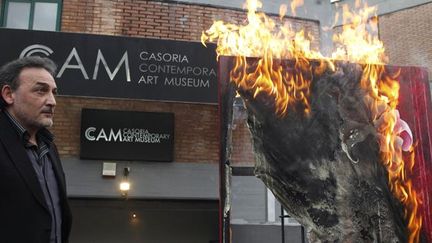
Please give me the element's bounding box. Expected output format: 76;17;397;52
69;199;218;243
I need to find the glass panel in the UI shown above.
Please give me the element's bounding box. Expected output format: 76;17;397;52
33;3;58;31
6;2;31;29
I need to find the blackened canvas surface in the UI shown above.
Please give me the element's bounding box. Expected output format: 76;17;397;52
219;56;432;242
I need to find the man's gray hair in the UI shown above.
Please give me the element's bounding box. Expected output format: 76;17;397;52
0;56;57;108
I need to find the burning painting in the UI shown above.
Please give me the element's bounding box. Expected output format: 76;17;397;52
202;0;432;242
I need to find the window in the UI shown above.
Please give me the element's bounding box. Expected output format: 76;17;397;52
1;0;62;31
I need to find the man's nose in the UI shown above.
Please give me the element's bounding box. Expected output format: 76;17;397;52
47;91;57;106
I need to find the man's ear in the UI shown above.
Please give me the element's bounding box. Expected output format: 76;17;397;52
1;85;15;105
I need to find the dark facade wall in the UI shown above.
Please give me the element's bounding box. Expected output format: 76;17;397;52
55;0;320;164
69;199;218;243
379;2;432;78
232;224;305;243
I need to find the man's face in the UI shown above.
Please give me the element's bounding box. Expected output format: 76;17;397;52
7;67;57;132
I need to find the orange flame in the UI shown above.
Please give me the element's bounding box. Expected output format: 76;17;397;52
364;64;422;242
202;1;422;241
201;0;325;116
279;4;288;19
332;4;385;64
291;0;304;17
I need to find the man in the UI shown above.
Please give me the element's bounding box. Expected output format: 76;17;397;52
0;56;72;243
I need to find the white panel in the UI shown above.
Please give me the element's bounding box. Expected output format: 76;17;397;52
102;162;117;176
33;3;58;31
267;189;276;222
6;2;31;29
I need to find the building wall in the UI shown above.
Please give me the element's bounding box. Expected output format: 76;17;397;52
231;120;255;166
60;0;320;43
379;2;432;78
56;0;320;166
53;97;219;163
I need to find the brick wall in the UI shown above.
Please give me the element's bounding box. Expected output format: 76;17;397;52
379;3;432;78
57;0;320;164
61;0;244;40
52;96;219;163
61;0;320;44
231;119;255;166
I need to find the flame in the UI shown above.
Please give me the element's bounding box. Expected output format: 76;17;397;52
365;64;422;242
202;0;422;241
201;0;325;116
279;4;288;19
290;0;304;17
332;4;385;64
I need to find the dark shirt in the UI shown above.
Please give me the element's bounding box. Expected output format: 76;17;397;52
4;110;62;243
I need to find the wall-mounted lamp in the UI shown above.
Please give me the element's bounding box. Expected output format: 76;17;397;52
130;212;139;224
119;167;130;197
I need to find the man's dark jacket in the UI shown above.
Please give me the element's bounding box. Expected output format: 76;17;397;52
0;112;72;243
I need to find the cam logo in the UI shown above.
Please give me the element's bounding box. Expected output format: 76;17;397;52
20;44;53;58
19;44;131;82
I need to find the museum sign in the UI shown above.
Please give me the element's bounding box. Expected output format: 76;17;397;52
80;109;174;162
0;28;217;104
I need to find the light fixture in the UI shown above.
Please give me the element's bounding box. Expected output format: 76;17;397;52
120;181;130;191
119;167;130;197
130;212;139;224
